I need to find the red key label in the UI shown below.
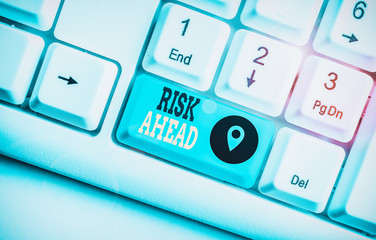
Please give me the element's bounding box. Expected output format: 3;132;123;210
313;100;343;119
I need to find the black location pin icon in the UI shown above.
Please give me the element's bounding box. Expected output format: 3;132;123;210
210;116;258;164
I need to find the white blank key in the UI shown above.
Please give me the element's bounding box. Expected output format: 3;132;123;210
143;3;230;91
0;23;44;105
240;0;323;45
259;128;345;213
29;43;117;130
177;0;241;19
0;0;61;30
328;89;376;235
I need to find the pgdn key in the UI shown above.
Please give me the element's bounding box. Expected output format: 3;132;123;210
313;100;343;119
285;56;372;142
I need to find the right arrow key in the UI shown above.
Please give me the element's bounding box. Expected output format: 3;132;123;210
313;0;376;72
341;33;358;43
29;43;117;131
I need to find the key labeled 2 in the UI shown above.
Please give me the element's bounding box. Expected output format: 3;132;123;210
143;3;230;91
216;30;302;116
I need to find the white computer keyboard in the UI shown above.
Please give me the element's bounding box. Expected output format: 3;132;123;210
0;0;375;239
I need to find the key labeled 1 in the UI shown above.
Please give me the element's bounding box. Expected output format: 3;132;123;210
143;3;230;91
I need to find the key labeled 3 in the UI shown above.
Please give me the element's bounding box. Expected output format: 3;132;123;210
285;56;372;142
143;3;230;91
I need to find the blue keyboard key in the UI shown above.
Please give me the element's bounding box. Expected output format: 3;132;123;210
116;75;275;188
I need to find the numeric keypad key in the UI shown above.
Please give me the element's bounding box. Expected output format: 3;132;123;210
241;0;323;45
328;89;376;234
314;0;376;71
216;30;302;116
259;128;344;213
285;56;372;142
177;0;241;19
143;3;230;91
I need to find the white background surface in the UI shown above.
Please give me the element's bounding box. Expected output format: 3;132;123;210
0;154;245;240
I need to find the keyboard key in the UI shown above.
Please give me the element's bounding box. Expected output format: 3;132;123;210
215;30;302;117
116;74;275;188
29;43;117;130
0;23;44;105
285;56;372;142
142;3;230;91
0;0;61;30
259;128;345;213
328;89;376;234
240;0;323;45
313;0;376;72
54;0;159;64
177;0;241;19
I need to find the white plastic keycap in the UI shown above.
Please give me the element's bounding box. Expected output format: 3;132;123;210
177;0;241;19
240;0;323;45
0;0;61;30
259;128;345;213
328;89;376;235
143;3;230;91
216;30;302;116
314;0;376;72
29;43;117;130
285;56;372;142
0;23;44;105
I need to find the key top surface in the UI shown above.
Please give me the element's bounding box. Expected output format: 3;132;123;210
54;0;159;63
313;0;376;72
177;0;241;19
142;3;230;91
116;74;275;188
0;23;43;105
53;0;159;133
328;89;376;234
29;43;117;130
240;0;323;45
285;56;372;142
0;0;60;30
216;29;302;116
259;128;345;213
